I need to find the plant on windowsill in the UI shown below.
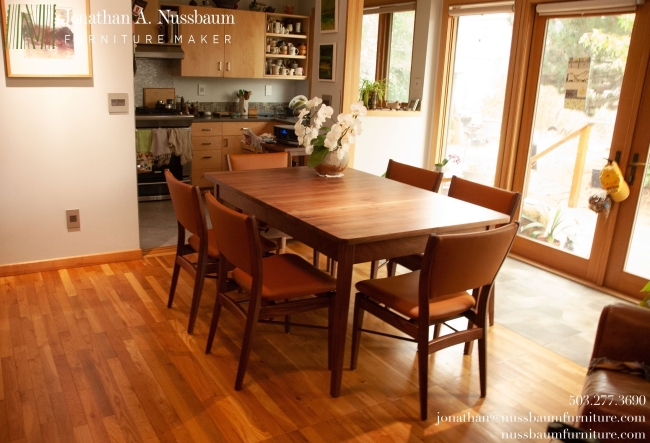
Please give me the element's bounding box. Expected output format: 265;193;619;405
359;79;387;110
433;154;461;172
294;97;367;177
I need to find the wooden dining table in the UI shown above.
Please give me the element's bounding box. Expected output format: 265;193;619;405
205;166;510;398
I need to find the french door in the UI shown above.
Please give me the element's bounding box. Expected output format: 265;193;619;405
511;1;650;297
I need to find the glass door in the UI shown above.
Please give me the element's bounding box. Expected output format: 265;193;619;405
511;6;649;283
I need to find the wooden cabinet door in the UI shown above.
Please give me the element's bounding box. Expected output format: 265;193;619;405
222;136;245;170
224;10;265;78
179;6;224;77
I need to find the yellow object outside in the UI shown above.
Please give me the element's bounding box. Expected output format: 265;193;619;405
599;161;630;202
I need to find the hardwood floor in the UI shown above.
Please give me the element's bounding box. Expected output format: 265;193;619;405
0;242;587;442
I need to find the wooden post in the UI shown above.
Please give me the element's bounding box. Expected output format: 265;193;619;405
568;124;592;208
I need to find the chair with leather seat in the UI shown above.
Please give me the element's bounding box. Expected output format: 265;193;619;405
368;159;443;278
350;223;518;420
165;171;277;334
204;192;337;390
388;175;521;327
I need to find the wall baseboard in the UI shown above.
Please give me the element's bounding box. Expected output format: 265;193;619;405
0;250;143;277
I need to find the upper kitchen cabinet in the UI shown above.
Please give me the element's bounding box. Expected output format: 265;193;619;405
178;7;264;78
264;13;310;80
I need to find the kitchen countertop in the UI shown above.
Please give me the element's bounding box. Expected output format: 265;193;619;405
192;116;298;124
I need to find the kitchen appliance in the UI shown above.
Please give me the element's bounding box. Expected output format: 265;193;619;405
143;88;176;109
136;107;194;201
274;124;298;145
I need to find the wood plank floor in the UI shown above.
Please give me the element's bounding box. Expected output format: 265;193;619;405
0;242;587;442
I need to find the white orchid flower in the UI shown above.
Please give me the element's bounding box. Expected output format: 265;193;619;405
316;105;334;125
350;101;368;117
306;97;323;109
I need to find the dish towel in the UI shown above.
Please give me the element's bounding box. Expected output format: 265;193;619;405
136;129;152;153
169;128;194;165
151;128;172;165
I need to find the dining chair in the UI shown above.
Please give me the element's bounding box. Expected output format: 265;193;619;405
387;175;521;327
350;223;518;420
165;171;277;334
204;192;337;390
368;159;443;278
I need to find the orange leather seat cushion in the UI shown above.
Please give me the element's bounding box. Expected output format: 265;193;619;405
356;271;475;320
189;229;277;258
578;370;650;437
233;254;336;301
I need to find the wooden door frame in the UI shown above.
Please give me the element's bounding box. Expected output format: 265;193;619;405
508;2;650;289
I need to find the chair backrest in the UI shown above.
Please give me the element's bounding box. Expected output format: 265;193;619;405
420;223;518;300
228;152;290;171
165;170;206;237
448;176;521;223
204;192;261;276
386;159;443;192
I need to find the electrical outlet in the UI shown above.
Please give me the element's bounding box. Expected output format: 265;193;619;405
265;85;272;96
198;84;206;96
66;209;80;230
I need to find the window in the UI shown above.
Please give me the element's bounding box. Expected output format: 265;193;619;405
360;2;415;103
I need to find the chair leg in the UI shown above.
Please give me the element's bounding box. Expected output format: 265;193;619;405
313;250;320;268
463;320;475;355
187;265;207;334
350;294;365;370
478;335;487;397
235;309;260;391
369;260;379;279
284;299;291;334
417;342;429;421
205;294;223;354
387;260;397;277
433;323;442;339
330;260;337;278
168;260;181;308
488;285;495;326
328;296;334;370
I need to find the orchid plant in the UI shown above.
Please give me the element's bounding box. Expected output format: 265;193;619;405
293;97;367;168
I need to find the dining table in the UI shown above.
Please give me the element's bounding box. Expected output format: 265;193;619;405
205;166;510;397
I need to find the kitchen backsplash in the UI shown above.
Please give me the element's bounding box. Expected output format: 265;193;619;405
134;59;306;108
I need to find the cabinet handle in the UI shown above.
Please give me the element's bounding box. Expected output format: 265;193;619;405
202;128;212;132
225;139;229;147
202;142;212;145
241;127;249;131
227;62;231;71
218;62;223;71
202;156;212;159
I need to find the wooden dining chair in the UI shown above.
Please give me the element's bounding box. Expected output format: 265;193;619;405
368;159;444;278
387;175;521;327
227;151;291;171
350;223;518;420
204;192;337;390
165;171;278;334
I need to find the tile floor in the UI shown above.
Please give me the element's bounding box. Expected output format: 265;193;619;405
138;200;629;367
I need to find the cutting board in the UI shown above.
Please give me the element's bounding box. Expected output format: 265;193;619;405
143;88;175;108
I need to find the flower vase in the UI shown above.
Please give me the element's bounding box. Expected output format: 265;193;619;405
238;98;248;116
367;91;378;110
314;150;349;177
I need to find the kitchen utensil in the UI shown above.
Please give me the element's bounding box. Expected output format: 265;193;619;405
155;100;165;109
230;112;240;118
295;67;303;76
289;69;295;76
296;22;301;33
143;88;175;108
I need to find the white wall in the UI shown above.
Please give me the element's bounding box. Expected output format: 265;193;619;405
0;0;139;266
353;0;442;175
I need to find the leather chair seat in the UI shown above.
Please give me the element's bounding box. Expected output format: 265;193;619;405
233;253;337;301
189;229;277;258
579;370;650;436
356;271;476;320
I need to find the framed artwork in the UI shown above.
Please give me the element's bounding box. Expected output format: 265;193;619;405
1;0;93;77
318;43;335;82
320;0;338;33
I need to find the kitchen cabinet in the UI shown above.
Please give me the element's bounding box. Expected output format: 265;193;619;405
178;7;264;78
264;13;310;80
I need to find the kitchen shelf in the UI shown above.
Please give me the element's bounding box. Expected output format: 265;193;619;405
267;12;309;19
265;54;306;60
263;75;307;80
265;32;307;39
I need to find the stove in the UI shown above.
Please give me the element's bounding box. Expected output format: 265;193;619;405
135;107;193;201
135;107;194;129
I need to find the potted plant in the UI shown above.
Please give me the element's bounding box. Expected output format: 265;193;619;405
359;79;387;110
520;207;576;247
433;154;460;172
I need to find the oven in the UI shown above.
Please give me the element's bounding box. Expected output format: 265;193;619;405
135;108;194;201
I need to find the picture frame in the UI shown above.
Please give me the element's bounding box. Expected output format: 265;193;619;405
407;98;420;111
320;0;338;34
318;43;335;82
1;0;93;78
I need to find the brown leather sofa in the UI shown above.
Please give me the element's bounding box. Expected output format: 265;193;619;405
577;303;650;440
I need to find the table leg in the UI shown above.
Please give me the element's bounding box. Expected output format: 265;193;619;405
330;244;355;398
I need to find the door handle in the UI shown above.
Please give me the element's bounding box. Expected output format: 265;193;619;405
218;62;223;71
202;156;212;159
225;138;229;147
227;62;231;71
202;128;212;131
202;142;212;145
625;153;648;185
